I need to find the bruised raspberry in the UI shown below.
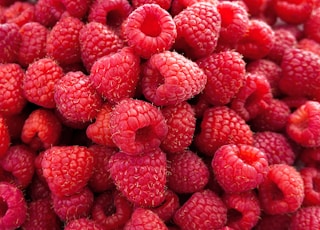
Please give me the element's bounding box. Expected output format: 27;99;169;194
65;218;104;230
289;206;320;230
0;23;21;63
300;167;320;206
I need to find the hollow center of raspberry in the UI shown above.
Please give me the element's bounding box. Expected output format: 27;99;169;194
220;8;234;27
270;182;285;201
238;150;258;165
104;202;116;216
135;125;154;143
141;15;161;37
0;198;8;217
227;208;243;225
106;10;125;28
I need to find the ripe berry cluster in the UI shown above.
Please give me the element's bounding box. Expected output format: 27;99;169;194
1;0;320;229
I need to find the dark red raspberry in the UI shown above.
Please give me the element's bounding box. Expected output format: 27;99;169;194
236;19;274;60
281;96;309;111
241;0;266;16
173;189;227;230
54;71;103;124
0;182;27;229
41;145;94;197
173;2;221;60
124;208;167;230
0;144;36;189
27;175;51;201
109;98;168;155
18;22;48;67
297;38;320;57
0;22;20;64
3;1;34;27
167;150;209;194
46;16;84;66
300;167;320;206
286;101;320;147
141;51;207;106
123;3;177;59
258;164;304;215
0;115;10;158
108;148;167;207
22;198;61;230
49;0;90;19
255;213;292;230
194;106;254;156
304;7;320;44
223;191;261;230
65;218;104;230
289;206;320;230
196;50;246;106
253;131;296;165
91;191;132;229
89;47;140;104
79;21;124;72
132;0;171;10
230;73;273;121
160;101;196;154
189;93;211;119
212;144;268;193
23;57;64;109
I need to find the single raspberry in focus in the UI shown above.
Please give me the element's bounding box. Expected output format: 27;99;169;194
0;22;21;63
300;167;320;206
3;1;34;27
289;206;320;230
65;218;104;230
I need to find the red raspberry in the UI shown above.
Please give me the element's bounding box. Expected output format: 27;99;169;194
79;21;124;72
0;144;36;189
88;145;117;193
0;115;10;158
241;0;267;16
253;131;296;165
299;147;320;169
167;150;209;194
297;38;320;57
274;22;304;40
0;22;20;64
65;218;104;230
52;186;94;221
189;93;211;118
281;96;309;111
41;145;94;197
173;189;227;230
27;175;51;201
300;167;320;206
286;101;320;147
34;0;60;27
0;182;27;229
258;164;304;215
132;0;171;10
173;2;221;60
108;148;167;207
23;57;64;109
230;73;273;121
109;98;168;155
21;109;62;151
91;191;132;229
124;208;167;230
54;71;103;124
141;51;207;106
212;144;269;193
194;106;254;156
170;0;218;16
89;47;140;104
236;19;274;60
196;50;246;106
22;198;61;230
255;213;292;230
289;206;320;230
46;16;84;66
223;191;261;230
304;8;320;44
273;0;313;24
18;22;48;67
160;101;196;154
49;0;90;19
3;1;34;27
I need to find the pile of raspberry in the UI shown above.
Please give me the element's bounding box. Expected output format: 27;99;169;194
1;0;320;229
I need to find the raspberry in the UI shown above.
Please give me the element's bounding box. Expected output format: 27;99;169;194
23;57;64;109
286;101;320;147
212;144;269;193
0;182;27;229
236;19;274;60
91;191;132;229
170;0;218;16
0;115;10;158
141;51;207;106
132;0;171;10
167;150;209;194
123;3;177;59
34;0;60;27
253;131;296;165
173;189;227;230
27;175;51;201
108;148;167;207
88;145;117;193
297;38;320;57
194;106;254;156
18;22;48;67
223;191;261;230
21;109;62;151
0;22;21;63
49;0;90;19
124;208;167;230
255;213;292;230
160;101;196;154
281;96;309;111
65;218;104;230
258;164;304;215
0;144;36;189
173;2;221;60
54;71;103;124
3;1;34;27
79;21;124;72
289;206;320;230
89;47;140;104
41;145;94;197
46;16;84;66
300;167;320;206
299;147;320;169
241;0;267;16
304;8;320;44
196;50;246;106
109;98;168;155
